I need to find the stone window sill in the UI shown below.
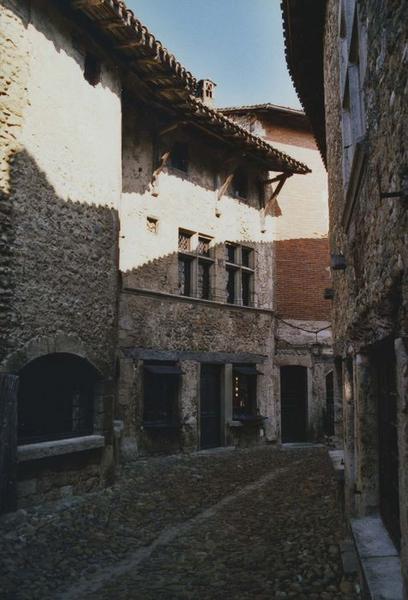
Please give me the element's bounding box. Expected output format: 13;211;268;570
351;515;403;599
17;435;105;462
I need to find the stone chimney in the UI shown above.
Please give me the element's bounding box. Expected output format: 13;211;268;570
197;79;216;106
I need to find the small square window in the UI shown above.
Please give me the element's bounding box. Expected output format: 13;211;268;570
146;217;158;233
84;52;101;86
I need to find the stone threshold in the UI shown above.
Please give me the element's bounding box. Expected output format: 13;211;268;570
122;285;274;315
17;435;105;462
351;515;403;600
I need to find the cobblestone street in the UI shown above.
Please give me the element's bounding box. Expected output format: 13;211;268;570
1;447;360;599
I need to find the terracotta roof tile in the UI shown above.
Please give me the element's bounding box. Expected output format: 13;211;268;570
70;0;311;174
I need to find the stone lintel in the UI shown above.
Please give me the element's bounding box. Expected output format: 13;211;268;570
121;348;268;364
17;435;105;462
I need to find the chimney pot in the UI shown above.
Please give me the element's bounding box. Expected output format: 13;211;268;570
197;79;216;106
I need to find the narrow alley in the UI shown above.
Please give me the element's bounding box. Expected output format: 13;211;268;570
1;447;359;599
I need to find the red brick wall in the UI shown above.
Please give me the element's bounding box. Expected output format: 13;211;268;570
275;238;331;320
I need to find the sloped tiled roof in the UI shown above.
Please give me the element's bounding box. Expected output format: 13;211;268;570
69;0;311;175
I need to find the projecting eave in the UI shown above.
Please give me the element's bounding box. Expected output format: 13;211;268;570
68;0;311;175
281;0;327;165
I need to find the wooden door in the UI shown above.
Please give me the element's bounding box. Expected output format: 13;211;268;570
200;365;222;449
280;366;308;442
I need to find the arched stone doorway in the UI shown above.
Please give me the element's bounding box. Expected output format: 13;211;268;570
18;353;100;444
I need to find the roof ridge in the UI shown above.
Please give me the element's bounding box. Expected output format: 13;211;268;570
218;103;305;114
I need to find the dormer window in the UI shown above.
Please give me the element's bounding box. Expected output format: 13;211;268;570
170;142;189;173
232;168;248;199
84;52;101;86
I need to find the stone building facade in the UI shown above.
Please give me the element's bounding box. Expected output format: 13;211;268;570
283;0;408;596
0;0;310;508
0;0;121;508
117;95;307;458
222;105;336;444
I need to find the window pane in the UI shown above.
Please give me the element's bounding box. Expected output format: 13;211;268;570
241;247;253;268
226;267;236;303
226;244;236;263
198;260;211;300
198;236;211;256
178;257;192;296
242;271;252;306
178;230;192;252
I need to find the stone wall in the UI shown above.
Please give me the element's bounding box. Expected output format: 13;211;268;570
118;290;275;456
1;0;122;376
0;0;122;507
324;0;408;354
120;102;274;308
324;0;408;590
0;0;30;364
118;100;279;455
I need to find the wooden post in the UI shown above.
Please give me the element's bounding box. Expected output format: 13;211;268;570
0;374;18;514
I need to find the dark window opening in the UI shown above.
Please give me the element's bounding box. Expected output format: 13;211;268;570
233;366;257;418
226;243;237;264
170;142;189;173
325;371;335;436
18;353;97;444
257;180;265;206
242;271;252;306
178;256;192;296
198;259;212;300
232;168;248;199
143;363;180;426
226;267;236;304
241;247;253;268
84;53;101;86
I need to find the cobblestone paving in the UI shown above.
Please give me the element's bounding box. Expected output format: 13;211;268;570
0;447;360;599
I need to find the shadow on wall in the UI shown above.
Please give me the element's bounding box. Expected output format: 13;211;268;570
121;237;275;304
275;237;331;321
0;148;119;375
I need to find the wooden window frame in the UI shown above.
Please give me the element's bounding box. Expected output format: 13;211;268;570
178;230;214;300
225;244;255;306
